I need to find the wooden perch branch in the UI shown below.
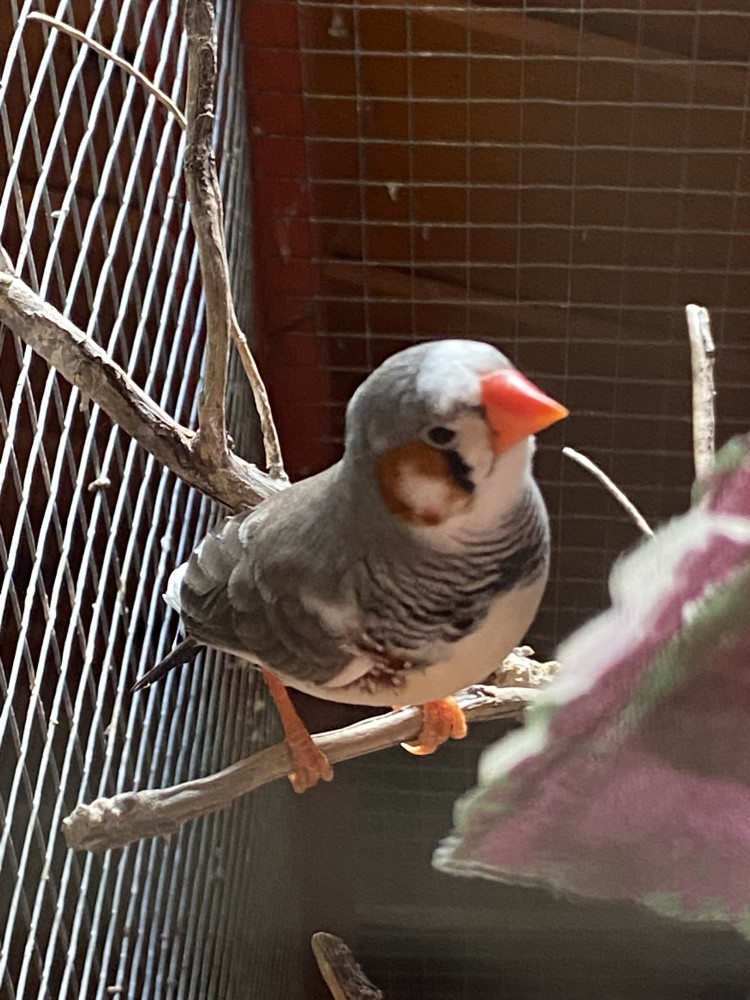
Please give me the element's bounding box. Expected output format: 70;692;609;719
312;933;384;1000
62;684;538;852
0;259;283;511
184;1;230;460
184;0;286;477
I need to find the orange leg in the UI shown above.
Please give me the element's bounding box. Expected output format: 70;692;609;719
399;697;468;756
263;671;334;792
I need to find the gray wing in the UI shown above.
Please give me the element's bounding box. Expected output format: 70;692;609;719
176;480;359;685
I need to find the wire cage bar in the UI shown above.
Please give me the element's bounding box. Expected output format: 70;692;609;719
0;3;302;998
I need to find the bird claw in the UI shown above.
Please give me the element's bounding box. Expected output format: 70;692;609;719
262;670;334;792
401;697;468;756
287;740;334;793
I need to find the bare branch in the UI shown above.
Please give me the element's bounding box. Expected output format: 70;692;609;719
182;0;287;478
563;446;654;538
61;684;538;852
312;933;384;1000
184;1;230;460
26;12;187;131
0;264;285;511
685;303;716;483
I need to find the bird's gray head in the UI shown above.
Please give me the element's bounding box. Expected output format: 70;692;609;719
343;339;567;531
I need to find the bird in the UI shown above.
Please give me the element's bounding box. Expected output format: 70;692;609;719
133;339;568;791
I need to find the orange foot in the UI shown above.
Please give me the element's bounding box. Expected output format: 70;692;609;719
263;671;334;792
400;697;468;756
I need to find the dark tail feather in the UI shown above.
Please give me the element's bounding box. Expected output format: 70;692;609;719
132;637;203;692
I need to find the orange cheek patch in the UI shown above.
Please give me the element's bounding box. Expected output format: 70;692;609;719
376;439;472;527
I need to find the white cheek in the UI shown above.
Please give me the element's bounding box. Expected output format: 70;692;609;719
398;466;455;515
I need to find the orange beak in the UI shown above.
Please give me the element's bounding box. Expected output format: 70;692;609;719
480;368;568;454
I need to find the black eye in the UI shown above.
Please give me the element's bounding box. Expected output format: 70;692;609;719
426;425;456;447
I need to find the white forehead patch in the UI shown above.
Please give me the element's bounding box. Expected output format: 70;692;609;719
415;340;510;414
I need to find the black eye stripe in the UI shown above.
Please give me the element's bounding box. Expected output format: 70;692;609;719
427;425;456;446
443;449;475;494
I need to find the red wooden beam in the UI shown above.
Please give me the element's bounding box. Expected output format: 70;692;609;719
242;0;334;479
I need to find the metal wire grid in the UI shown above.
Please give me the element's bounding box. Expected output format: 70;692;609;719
241;6;750;997
0;3;295;998
281;0;750;652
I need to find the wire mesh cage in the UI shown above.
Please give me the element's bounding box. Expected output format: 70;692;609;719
247;2;750;997
3;1;750;999
0;2;304;998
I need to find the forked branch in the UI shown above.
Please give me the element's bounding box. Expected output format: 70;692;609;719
7;3;287;500
184;1;231;460
183;0;286;477
563;303;719;533
0;258;282;510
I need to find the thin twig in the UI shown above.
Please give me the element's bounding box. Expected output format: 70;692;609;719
0;262;285;511
312;933;384;1000
230;311;286;479
563;446;654;538
26;12;187;130
685;303;716;483
61;684;538;852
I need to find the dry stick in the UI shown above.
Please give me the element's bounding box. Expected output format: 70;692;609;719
25;8;286;480
311;933;384;1000
26;12;187;130
229;310;286;479
183;0;286;477
184;2;231;461
563;306;717;531
0;259;282;511
562;446;654;538
685;303;716;483
62;685;538;852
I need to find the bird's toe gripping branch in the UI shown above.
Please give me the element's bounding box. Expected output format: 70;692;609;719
262;671;334;792
400;696;468;756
